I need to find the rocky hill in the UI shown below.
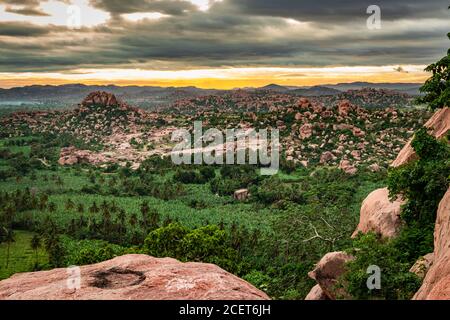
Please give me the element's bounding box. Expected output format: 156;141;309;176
182;96;430;170
0;92;179;168
0;91;431;171
305;107;450;300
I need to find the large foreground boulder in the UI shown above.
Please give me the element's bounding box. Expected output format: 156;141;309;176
0;254;269;300
352;188;405;239
392;107;449;167
414;188;450;300
307;251;354;300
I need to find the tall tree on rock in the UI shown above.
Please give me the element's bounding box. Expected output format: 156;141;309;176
418;8;450;110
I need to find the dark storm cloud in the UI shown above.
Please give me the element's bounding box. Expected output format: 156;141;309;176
89;0;198;16
0;0;49;16
0;0;449;72
5;6;49;16
222;0;450;22
0;21;50;36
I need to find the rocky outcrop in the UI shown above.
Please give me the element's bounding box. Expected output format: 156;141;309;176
320;151;336;164
0;254;270;300
414;188;450;300
410;253;434;280
352;188;405;239
337;100;352;117
305;284;329;300
58;146;107;166
392;106;449;167
339;160;357;175
234;189;249;201
299;123;313;139
307;251;354;300
81;91;119;108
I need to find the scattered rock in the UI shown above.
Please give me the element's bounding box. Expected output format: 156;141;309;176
320;151;336;164
234;189;249;201
339;160;357;175
299;123;313;139
368;163;381;172
58;146;107;166
308;251;354;300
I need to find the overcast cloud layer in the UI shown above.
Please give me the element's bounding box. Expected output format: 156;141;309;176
0;0;448;73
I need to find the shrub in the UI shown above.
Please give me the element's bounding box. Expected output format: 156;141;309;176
341;233;421;300
144;223;242;273
173;169;204;184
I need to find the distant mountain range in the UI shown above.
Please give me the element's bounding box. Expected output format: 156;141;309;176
253;82;422;96
0;82;423;110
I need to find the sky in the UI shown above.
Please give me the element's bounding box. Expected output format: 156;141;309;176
0;0;449;89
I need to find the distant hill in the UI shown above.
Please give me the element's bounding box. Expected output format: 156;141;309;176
253;82;422;96
322;82;423;95
0;82;423;111
257;84;291;92
290;86;342;96
0;84;221;110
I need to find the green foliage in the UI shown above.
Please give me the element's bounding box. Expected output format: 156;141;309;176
418;27;450;110
62;238;128;266
144;223;243;273
342;234;421;300
0;230;48;280
251;176;304;205
210;165;260;196
387;128;449;260
343;129;449;299
173;169;205;184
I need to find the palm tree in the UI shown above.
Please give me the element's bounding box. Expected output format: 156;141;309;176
129;213;138;228
117;209;127;241
43;225;64;268
100;200;109;212
3;227;15;268
30;234;41;269
77;203;85;214
65;198;75;211
89;201;99;214
47;202;57;213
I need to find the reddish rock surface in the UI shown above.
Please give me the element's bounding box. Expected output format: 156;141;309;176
337;100;352;117
299;123;313;139
0;254;269;300
352;188;404;239
81;91;119;108
339;160;357;175
392;107;449;167
410;253;434;280
307;251;354;300
58;146;107;166
414;188;450;300
304;284;329;300
319;151;336;164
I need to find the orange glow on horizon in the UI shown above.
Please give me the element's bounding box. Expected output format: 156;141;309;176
0;66;429;89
